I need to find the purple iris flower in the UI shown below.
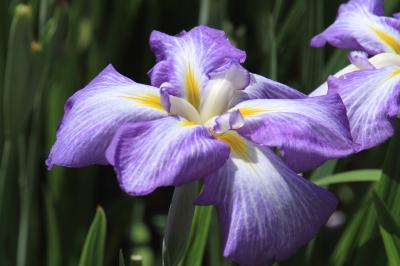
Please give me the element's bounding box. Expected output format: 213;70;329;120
310;0;400;55
47;26;355;265
310;0;400;151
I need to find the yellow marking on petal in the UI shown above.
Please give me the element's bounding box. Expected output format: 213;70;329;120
389;68;400;78
369;26;400;54
180;120;197;127
185;63;201;110
122;94;164;111
239;107;268;117
213;130;250;161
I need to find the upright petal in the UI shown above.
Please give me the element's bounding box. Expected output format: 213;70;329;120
106;116;230;196
327;65;400;150
196;141;337;266
149;25;246;109
310;0;400;55
232;73;306;105
46;65;167;169
232;94;355;172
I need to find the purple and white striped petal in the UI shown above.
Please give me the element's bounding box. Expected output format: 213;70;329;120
196;138;337;266
46;65;167;169
149;25;246;109
232;94;355;172
310;52;400;97
105;116;230;196
310;0;400;55
213;110;245;134
327;65;400;150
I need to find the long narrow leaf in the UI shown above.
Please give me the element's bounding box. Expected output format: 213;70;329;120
313;169;381;186
162;182;198;266
179;206;213;266
78;207;107;266
372;191;400;266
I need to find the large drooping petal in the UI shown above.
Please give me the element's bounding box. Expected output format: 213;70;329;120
327;65;400;150
232;94;355;172
196;138;337;266
310;52;400;96
149;25;246;109
105;116;230;196
310;0;400;55
46;65;167;169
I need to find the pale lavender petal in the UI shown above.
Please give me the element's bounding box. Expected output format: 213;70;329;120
327;65;400;150
233;73;305;105
394;12;400;20
46;65;167;169
106;116;230;196
196;142;337;266
213;110;245;134
310;52;400;97
149;25;246;109
311;0;400;55
232;94;355;172
348;50;375;69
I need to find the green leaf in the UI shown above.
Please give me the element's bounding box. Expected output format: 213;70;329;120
372;191;400;266
119;250;125;266
78;207;107;266
313;169;381;186
2;4;34;138
330;196;371;266
310;160;337;180
44;190;61;266
179;206;213;266
162;182;198;266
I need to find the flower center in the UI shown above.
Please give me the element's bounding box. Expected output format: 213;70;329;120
164;63;250;126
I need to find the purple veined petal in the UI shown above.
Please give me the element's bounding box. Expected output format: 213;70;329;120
232;73;306;105
148;25;246;109
105;116;230;196
232;94;355;172
394;12;400;20
310;0;400;55
327;65;400;150
310;52;400;96
196;138;337;266
353;0;384;15
212;110;245;134
46;64;168;169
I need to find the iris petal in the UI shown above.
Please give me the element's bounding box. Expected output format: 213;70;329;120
196;140;337;266
233;73;305;105
232;94;355;172
310;52;400;97
327;65;400;150
311;0;400;55
106;116;230;195
149;25;246;108
46;65;167;169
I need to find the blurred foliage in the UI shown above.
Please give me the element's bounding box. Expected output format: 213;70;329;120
1;0;400;265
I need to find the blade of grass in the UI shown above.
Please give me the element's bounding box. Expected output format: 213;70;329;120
78;206;107;266
372;191;400;266
313;169;381;186
179;206;213;266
